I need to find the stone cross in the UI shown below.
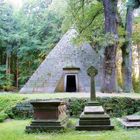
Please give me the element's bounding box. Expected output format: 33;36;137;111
87;66;98;101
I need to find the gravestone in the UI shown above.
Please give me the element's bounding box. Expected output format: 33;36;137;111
26;100;68;133
76;66;114;131
118;115;140;129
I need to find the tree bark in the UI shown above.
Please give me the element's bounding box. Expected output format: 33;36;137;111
6;51;10;75
137;45;140;81
101;0;118;93
16;58;19;89
121;7;133;93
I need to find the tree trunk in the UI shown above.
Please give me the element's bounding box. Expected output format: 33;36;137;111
16;58;19;89
137;45;140;81
101;0;118;93
6;51;10;75
121;7;133;93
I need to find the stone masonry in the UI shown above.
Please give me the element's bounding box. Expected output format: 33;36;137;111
20;28;102;93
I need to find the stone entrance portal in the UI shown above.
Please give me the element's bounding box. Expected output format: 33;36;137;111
66;75;77;92
63;67;79;92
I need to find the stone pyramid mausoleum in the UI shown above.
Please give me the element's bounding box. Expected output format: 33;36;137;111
20;29;102;93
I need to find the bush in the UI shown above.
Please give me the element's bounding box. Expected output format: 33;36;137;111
1;95;140;121
68;98;87;117
0;94;25;122
68;97;140;117
0;111;8;122
133;78;140;93
0;65;14;91
12;101;33;119
98;97;140;117
12;97;140;118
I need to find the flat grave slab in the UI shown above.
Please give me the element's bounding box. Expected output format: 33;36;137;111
126;115;140;122
118;118;140;129
118;115;140;129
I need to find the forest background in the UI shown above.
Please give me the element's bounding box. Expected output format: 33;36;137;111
0;0;140;93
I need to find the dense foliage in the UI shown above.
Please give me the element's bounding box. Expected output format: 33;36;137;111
65;0;140;92
0;0;140;92
0;94;25;122
1;95;140;122
0;0;64;91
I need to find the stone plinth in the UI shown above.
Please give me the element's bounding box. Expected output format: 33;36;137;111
76;105;114;131
87;101;100;106
26;100;68;132
118;115;140;129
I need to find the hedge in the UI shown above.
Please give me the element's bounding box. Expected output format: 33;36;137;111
12;97;140;118
0;94;140;122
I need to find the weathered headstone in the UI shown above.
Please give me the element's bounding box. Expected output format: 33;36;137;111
76;66;114;131
26;100;68;133
118;115;140;129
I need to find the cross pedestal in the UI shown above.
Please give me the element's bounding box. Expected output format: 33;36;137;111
76;66;114;131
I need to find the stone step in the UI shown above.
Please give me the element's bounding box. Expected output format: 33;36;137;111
84;106;104;114
31;122;61;126
80;118;110;122
75;123;114;131
79;120;111;125
87;101;100;106
126;115;140;122
26;125;64;133
80;112;110;120
31;119;67;126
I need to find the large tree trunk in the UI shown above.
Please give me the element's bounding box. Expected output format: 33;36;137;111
101;0;118;93
121;7;133;93
137;45;140;81
6;51;10;75
16;57;19;89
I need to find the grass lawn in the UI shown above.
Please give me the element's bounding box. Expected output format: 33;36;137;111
0;92;140;100
0;118;140;140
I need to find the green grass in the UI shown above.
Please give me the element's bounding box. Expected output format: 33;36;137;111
1;92;140;100
0;118;140;140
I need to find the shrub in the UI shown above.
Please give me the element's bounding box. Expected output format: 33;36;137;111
0;94;25;121
98;97;140;117
68;97;140;117
12;101;33;119
0;65;14;91
133;78;140;93
0;111;8;122
68;98;87;117
1;95;140;121
13;97;140;118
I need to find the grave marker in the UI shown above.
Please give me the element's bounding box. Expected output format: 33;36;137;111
87;66;98;101
26;100;68;133
75;66;114;131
